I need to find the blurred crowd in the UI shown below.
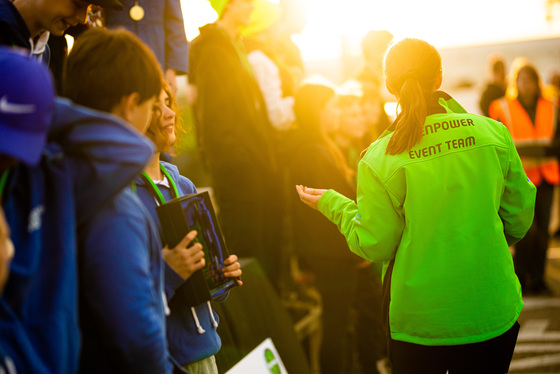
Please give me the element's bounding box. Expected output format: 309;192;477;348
0;0;559;373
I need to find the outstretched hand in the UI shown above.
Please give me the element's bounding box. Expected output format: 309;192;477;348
295;185;327;211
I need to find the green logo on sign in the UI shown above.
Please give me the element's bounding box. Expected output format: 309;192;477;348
264;348;281;374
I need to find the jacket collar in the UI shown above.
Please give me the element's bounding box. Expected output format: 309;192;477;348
385;91;467;133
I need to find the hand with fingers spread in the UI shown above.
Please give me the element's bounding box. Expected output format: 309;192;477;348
295;185;328;211
222;254;243;286
162;230;205;280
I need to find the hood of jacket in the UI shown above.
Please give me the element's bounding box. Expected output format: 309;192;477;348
49;98;154;225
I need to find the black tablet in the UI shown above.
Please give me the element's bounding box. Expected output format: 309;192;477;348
157;191;238;306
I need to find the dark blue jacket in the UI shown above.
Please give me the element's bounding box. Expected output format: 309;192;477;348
77;188;172;373
0;0;50;63
0;0;30;49
105;0;189;74
134;162;222;365
0;347;14;373
0;99;154;373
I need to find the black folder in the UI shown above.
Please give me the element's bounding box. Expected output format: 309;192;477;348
157;191;237;307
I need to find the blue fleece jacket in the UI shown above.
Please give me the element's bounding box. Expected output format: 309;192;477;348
134;161;222;366
0;99;155;374
77;188;172;374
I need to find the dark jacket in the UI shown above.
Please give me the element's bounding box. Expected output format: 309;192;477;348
105;0;189;74
188;23;277;172
0;0;30;49
479;82;505;117
78;188;172;374
0;0;49;63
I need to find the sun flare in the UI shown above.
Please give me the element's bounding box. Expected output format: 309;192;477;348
181;0;560;63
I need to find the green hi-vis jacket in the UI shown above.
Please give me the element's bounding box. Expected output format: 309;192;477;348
318;92;536;346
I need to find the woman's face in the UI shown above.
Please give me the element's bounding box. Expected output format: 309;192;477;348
149;90;176;153
517;69;539;104
339;101;368;140
225;0;255;27
320;96;340;134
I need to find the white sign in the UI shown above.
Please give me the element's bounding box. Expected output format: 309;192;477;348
226;338;288;374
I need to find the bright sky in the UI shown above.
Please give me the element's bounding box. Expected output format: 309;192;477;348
181;0;560;61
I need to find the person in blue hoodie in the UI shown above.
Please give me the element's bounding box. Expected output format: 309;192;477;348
133;83;243;373
62;28;196;373
0;45;156;373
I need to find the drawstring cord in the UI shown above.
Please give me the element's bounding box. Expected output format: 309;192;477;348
190;303;219;334
191;307;206;334
207;301;218;328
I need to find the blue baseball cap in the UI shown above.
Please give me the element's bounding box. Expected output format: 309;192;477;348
0;48;55;166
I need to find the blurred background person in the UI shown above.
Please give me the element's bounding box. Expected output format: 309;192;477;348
479;53;507;117
333;80;389;373
355;30;393;142
243;0;296;132
544;70;560;107
269;0;307;90
287;81;361;374
188;0;283;286
329;81;369;175
489;57;560;296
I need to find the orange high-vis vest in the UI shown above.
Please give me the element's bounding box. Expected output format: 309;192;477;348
489;97;559;186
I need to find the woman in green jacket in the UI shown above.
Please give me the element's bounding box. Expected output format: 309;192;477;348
296;38;536;374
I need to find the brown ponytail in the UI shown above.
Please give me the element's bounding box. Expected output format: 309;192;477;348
383;39;441;155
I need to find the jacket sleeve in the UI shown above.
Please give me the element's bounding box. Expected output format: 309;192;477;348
318;160;404;263
79;193;171;373
163;0;189;74
499;126;537;246
164;262;185;300
48;98;154;226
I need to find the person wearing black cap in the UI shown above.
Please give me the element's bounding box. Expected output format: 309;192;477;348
0;0;122;69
